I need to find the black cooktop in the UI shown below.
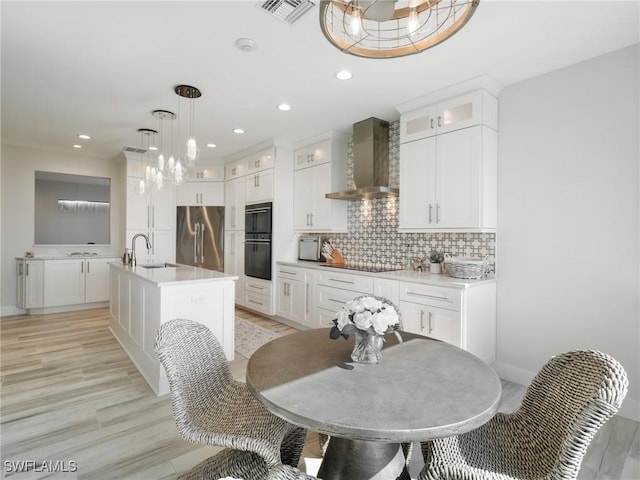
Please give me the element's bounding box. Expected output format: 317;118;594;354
320;264;402;273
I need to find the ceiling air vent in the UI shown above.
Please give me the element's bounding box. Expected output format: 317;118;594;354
122;146;147;154
257;0;316;24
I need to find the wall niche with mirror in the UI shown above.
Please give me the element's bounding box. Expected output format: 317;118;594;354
34;171;111;245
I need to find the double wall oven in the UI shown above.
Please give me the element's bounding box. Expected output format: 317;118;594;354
244;202;272;281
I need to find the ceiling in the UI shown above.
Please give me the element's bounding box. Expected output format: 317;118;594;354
2;1;639;162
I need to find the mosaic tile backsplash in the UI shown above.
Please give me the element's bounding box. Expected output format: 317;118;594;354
319;120;496;270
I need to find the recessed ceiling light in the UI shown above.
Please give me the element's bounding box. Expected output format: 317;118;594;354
77;134;91;140
277;103;292;111
335;70;353;80
206;143;217;148
235;38;257;53
73;144;82;149
233;128;245;134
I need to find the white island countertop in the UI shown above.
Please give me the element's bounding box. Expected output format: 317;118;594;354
110;262;238;287
277;260;495;289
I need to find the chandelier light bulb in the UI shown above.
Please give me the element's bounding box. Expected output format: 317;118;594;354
406;9;419;35
157;153;165;172
155;171;164;190
145;165;153;182
173;160;185;185
185;136;199;166
168;155;176;173
349;7;362;37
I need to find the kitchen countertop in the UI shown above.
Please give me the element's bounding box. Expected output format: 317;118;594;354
16;254;120;260
277;260;495;289
110;262;238;287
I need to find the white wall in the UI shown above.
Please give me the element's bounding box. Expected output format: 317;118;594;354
1;144;123;315
496;44;639;420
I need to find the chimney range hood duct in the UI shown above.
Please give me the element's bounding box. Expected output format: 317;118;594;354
325;117;398;200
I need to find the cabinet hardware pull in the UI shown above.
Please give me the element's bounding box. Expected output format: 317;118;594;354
436;204;440;223
152;206;155;228
406;291;449;301
280;270;296;275
201;224;206;263
147;206;150;228
420;310;425;331
26;263;29;276
310;213;314;226
438;116;442;127
428;311;434;334
328;298;343;303
18;263;23;276
232;167;237;176
81;262;83;273
87;261;90;274
428;204;433;223
248;299;263;306
306;283;309;313
194;224;199;263
430;118;434;129
248;284;264;290
328;278;354;284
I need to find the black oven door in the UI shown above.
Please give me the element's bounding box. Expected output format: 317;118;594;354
245;202;272;234
244;234;272;280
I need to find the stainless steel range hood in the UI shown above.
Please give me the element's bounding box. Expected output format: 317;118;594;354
325;117;399;200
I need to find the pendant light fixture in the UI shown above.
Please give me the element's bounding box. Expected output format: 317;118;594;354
175;84;202;167
319;0;479;59
134;128;157;196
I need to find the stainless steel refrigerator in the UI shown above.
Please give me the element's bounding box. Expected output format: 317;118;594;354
176;206;224;271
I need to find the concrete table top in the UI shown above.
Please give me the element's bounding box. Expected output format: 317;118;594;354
246;328;502;443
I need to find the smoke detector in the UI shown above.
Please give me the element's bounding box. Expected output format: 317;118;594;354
256;0;316;24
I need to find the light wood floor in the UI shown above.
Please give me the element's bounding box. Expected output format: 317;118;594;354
1;307;638;479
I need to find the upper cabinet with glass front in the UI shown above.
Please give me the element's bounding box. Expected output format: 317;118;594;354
399;89;498;143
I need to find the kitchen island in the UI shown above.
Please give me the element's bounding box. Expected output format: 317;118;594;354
109;262;237;396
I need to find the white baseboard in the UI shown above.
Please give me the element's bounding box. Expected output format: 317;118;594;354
492;361;639;423
1;305;23;318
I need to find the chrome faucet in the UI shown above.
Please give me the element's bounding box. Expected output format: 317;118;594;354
130;233;152;267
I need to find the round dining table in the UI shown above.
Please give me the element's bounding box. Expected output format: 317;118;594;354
246;328;502;480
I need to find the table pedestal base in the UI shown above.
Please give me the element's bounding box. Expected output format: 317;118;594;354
317;437;411;480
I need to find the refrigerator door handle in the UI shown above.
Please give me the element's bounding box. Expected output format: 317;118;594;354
200;224;206;264
194;223;199;264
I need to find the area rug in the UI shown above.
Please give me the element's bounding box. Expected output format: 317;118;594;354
235;317;280;358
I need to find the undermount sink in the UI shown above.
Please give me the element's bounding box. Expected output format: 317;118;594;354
139;263;179;269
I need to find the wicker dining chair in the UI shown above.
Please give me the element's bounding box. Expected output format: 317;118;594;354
177;448;318;480
155;319;307;473
419;349;628;480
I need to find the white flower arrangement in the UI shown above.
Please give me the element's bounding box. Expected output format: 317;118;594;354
330;295;402;340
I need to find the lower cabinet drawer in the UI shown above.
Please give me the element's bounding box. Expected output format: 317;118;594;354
245;291;272;316
317;285;366;313
398;282;461;311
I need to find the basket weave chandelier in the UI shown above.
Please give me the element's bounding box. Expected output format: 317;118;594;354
319;0;479;59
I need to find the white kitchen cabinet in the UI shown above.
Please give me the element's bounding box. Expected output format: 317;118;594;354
245;168;274;204
126;229;174;265
244;277;273;316
43;257;119;308
399;125;497;231
84;257;117;303
176;181;224;206
224;230;245;305
225;177;245;231
44;259;85;307
126;177;175;231
293;133;348;232
225;158;246;180
190;164;224;181
399;90;497;143
276;265;318;327
316;269;374;323
398;280;495;364
373;278;400;306
15;259;44;309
